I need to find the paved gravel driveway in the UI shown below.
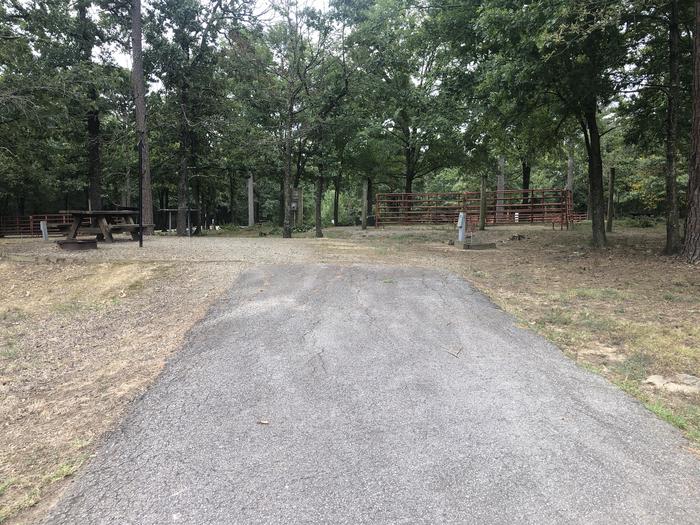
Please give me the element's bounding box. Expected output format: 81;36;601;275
45;265;700;524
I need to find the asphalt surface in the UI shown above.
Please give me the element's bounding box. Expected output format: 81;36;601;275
45;264;700;524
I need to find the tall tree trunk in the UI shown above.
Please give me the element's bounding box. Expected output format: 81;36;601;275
283;103;293;238
361;177;369;230
566;142;575;192
665;0;681;254
77;1;101;212
582;103;607;248
122;168;131;207
683;0;700;262
404;171;415;193
176;103;190;236
193;178;201;234
367;178;373;222
478;172;487;231
87;98;102;211
496;156;505;218
404;145;416;193
229;172;236;224
606;166;615;233
521;159;531;204
130;0;153;233
315;171;323;238
333;174;341;225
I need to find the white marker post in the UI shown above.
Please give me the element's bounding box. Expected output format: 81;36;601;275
457;212;466;242
40;220;49;241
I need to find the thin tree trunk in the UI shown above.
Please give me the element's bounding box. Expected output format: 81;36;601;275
683;0;700;262
193;178;201;234
87;101;101;211
315;171;323;238
606;166;615;233
367;178;373;223
361;178;369;230
229;172;235;224
583;103;607;247
665;0;681;254
566;142;575;192
333;174;340;225
496;156;505;218
283;103;293;238
279;175;284;227
131;0;153;233
122;168;131;207
521;159;531;204
479;172;487;231
77;1;101;213
176;109;190;236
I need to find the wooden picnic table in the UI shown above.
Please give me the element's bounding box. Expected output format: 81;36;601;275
60;210;141;243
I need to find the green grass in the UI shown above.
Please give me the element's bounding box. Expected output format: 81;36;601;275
0;308;27;323
0;340;19;360
615;352;652;382
0;480;14;498
570;287;624;300
536;308;573;327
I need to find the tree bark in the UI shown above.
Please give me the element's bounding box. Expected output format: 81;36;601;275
315;171;323;238
333;174;340;225
367;178;373;222
361;177;369;230
404;144;416;193
193;177;202;234
77;1;101;212
130;0;153;233
87;100;101;211
606;166;615;233
283;102;293;238
582;103;607;248
521;159;531;204
566;142;575;192
665;0;681;254
478;172;487;231
683;0;700;262
496;156;505;218
176;107;190;236
229;172;235;224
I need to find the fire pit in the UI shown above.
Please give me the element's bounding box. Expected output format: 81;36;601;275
56;239;98;251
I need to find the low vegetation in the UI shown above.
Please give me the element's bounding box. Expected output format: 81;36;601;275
1;223;698;523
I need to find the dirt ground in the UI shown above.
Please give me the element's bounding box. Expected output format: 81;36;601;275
1;223;699;523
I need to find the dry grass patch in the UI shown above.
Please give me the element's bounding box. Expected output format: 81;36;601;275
0;256;245;523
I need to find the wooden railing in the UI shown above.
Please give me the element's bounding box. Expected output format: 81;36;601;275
375;189;575;228
0;214;76;237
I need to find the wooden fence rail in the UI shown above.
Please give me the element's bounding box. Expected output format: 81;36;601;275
0;214;77;237
375;189;576;228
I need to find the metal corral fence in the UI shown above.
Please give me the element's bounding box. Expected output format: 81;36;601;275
375;189;577;228
0;214;78;237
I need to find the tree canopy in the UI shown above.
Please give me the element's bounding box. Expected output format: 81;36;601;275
2;0;699;259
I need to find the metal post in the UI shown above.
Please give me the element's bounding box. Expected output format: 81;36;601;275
138;132;144;248
40;220;49;241
457;212;466;242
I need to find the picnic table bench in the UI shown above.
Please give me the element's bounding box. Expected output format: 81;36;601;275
60;210;141;243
